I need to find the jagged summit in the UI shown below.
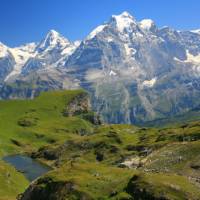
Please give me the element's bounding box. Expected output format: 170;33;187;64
37;29;70;52
48;29;59;35
139;19;156;31
110;11;137;32
112;11;135;20
86;11;137;40
86;11;135;39
16;42;37;53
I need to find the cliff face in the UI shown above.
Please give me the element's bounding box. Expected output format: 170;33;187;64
63;92;91;117
62;92;102;125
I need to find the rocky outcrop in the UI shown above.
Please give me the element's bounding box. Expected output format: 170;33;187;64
18;177;93;200
63;92;91;117
62;92;102;124
126;175;169;200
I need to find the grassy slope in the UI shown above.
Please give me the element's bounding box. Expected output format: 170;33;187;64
0;89;93;156
46;162;137;199
0;161;29;200
0;89;199;199
0;89;94;200
127;172;200;200
28;121;200;199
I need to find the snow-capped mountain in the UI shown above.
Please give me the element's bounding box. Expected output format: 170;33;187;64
2;30;79;82
4;42;37;81
36;30;69;52
0;12;200;124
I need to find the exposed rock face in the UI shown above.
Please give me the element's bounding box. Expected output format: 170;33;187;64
19;177;92;200
61;92;102;125
119;156;142;169
63;92;91;117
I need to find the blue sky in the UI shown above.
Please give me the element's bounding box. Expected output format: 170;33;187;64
1;0;200;47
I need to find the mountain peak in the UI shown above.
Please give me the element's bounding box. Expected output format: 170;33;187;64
110;11;136;32
115;11;133;19
49;29;59;34
139;19;156;31
46;29;61;39
37;30;70;52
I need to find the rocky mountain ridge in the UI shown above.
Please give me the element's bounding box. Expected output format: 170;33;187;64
0;11;200;124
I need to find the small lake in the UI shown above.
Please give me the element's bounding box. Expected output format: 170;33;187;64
3;155;52;182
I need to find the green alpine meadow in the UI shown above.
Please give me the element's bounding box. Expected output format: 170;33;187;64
0;90;199;199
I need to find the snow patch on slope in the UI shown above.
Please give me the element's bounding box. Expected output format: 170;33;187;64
142;77;157;88
190;29;200;35
124;44;137;57
185;50;200;76
9;45;36;63
175;50;200;64
174;50;200;77
5;44;37;81
174;50;200;64
185;50;200;64
109;70;117;76
61;44;78;56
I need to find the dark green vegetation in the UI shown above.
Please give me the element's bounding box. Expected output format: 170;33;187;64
0;90;200;200
141;105;200;127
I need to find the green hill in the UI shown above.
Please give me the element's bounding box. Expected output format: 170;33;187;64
0;89;96;200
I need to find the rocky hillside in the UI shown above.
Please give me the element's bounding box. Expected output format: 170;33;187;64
0;12;200;124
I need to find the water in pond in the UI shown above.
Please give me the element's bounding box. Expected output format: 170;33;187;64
3;155;51;181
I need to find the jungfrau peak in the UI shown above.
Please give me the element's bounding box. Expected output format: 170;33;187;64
0;11;200;124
